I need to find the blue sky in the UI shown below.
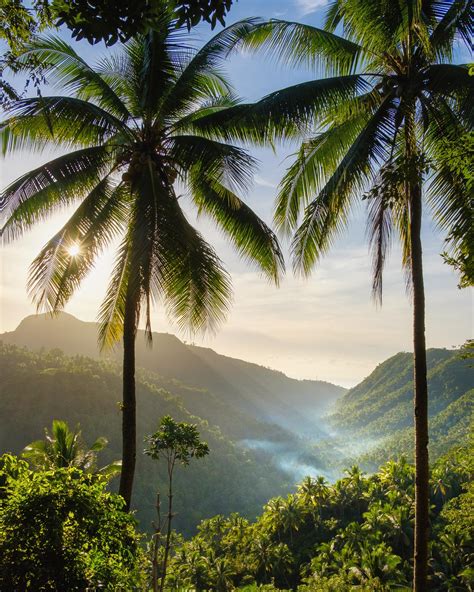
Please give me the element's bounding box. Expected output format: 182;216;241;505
0;0;472;386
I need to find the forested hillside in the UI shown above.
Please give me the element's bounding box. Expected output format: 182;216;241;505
0;342;292;534
329;348;473;468
2;317;471;483
2;313;345;436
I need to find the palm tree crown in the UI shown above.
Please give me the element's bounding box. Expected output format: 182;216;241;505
22;419;121;478
241;0;472;293
1;12;284;344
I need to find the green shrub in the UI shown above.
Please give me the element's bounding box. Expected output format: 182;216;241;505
0;454;144;591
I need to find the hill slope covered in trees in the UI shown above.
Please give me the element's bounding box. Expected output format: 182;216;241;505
0;342;292;534
328;348;473;468
164;443;473;590
2;313;345;437
1;316;471;534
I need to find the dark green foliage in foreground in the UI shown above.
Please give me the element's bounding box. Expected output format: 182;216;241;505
54;0;236;44
0;454;144;591
23;419;122;479
0;342;289;534
165;445;474;591
0;0;236;53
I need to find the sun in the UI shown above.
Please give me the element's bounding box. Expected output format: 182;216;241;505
67;243;81;257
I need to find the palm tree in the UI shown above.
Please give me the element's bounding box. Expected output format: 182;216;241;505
279;495;304;540
0;9;284;510
237;2;472;588
23;419;121;478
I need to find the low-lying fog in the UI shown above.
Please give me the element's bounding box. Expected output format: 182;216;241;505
239;421;382;485
240;439;336;483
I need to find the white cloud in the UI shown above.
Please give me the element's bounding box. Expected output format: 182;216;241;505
296;0;328;16
255;175;277;189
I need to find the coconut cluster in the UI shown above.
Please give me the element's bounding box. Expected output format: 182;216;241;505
121;147;178;186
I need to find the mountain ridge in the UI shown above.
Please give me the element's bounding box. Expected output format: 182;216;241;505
6;312;343;388
328;346;473;468
1;313;346;436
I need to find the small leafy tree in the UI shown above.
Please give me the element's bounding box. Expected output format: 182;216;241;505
0;454;144;591
145;416;210;592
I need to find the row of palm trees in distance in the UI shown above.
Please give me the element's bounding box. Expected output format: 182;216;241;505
1;1;472;590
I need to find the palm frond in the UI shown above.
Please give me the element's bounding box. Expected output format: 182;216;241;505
189;173;284;284
27;180;129;312
160;18;260;119
241;19;365;76
187;75;370;146
134;163;233;336
171;134;257;194
425;64;474;123
366;190;393;304
429;0;473;59
425;103;472;266
17;35;131;120
1;146;114;240
125;13;192;118
292;96;397;275
275;105;377;235
171;94;241;134
323;0;403;55
1;96;132;155
98;235;131;349
161;226;233;335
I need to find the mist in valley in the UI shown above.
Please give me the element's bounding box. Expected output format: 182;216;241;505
237;401;383;485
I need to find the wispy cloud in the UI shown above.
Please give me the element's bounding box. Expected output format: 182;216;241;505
296;0;329;15
255;175;277;189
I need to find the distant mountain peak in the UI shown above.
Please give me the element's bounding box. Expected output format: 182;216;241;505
15;311;91;330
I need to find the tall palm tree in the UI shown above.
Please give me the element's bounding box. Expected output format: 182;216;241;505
0;8;284;510
235;2;472;588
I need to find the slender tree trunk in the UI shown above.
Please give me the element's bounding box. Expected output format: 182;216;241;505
410;182;430;591
160;463;175;592
152;492;162;592
119;287;138;510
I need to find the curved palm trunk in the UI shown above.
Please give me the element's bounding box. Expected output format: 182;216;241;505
119;287;138;511
410;182;429;591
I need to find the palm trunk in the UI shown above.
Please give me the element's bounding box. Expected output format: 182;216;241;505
410;182;429;591
119;287;138;510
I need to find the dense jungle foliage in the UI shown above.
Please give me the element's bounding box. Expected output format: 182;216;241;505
1;441;472;590
163;443;474;591
1;339;472;538
0;454;145;591
311;348;473;472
